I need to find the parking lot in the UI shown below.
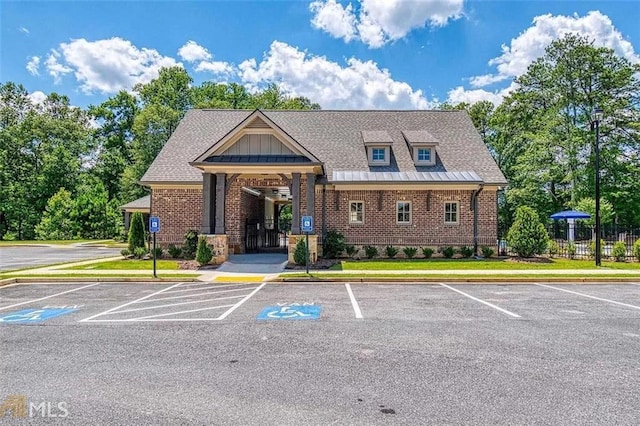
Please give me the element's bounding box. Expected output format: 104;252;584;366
1;281;639;424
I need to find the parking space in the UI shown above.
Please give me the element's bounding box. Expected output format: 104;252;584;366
1;281;640;325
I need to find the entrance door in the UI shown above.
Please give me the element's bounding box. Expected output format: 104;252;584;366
245;219;260;253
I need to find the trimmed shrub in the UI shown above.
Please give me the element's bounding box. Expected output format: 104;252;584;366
167;244;182;259
183;230;199;260
634;239;640;262
385;246;398;258
403;247;418;259
481;246;494;258
293;238;307;265
506;206;548;257
588;239;605;259
196;237;213;266
133;247;147;259
120;248;130;258
153;247;164;258
547;240;559;257
611;241;627;262
567;241;577;259
442;246;455;259
363;245;378;259
459;246;474;258
421;247;434;259
127;212;146;253
345;245;358;259
323;230;346;259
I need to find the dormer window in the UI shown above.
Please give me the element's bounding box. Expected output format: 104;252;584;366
362;130;392;166
402;130;439;166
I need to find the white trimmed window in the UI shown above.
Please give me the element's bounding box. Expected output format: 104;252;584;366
349;201;364;224
417;148;431;162
396;201;411;224
444;201;459;224
372;148;386;162
413;146;435;166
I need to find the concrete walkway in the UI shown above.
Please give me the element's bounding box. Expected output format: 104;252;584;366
283;269;640;275
216;253;288;274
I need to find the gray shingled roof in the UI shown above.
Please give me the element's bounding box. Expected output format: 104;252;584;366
120;195;150;211
141;110;507;185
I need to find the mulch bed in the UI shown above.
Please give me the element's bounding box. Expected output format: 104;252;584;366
177;260;218;270
506;256;554;264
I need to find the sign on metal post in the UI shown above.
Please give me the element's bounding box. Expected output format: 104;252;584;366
149;216;160;278
301;216;313;233
149;216;160;233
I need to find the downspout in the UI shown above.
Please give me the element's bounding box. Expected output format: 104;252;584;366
472;185;484;257
322;183;327;244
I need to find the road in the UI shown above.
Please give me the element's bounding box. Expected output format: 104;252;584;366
0;245;121;271
1;281;639;424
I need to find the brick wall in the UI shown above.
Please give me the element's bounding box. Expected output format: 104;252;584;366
151;187;202;245
315;188;497;249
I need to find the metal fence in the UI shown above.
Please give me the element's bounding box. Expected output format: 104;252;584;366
499;223;640;260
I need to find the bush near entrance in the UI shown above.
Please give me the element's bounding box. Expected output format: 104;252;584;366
323;230;345;259
196;237;213;266
507;206;548;257
128;212;146;253
294;238;307;265
183;230;199;260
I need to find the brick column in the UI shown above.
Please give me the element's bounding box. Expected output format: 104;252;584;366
201;173;216;234
215;172;226;234
306;173;315;231
291;172;301;234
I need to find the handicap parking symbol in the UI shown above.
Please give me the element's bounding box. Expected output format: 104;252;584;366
0;308;77;324
257;304;322;320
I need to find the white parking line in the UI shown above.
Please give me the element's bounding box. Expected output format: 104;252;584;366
79;282;183;322
536;283;640;310
345;283;363;319
127;304;236;321
103;295;245;315
440;283;521;318
132;286;258;303
216;282;267;320
0;283;101;312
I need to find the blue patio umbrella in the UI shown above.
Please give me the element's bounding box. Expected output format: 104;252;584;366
550;210;591;220
550;210;591;241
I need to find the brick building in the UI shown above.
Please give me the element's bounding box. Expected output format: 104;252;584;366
139;109;507;263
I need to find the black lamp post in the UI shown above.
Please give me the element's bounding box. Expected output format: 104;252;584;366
592;105;603;267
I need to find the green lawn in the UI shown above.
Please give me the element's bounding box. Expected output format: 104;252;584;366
64;259;180;270
0;239;97;246
281;272;640;280
333;258;640;271
0;273;199;279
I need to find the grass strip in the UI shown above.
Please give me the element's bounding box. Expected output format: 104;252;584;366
1;273;200;279
334;258;640;271
64;259;180;270
281;272;640;280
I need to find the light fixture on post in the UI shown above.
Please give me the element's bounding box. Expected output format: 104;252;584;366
591;105;604;267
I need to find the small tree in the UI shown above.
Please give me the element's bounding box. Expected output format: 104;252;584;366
128;212;146;252
293;238;307;265
196;237;213;266
35;188;79;240
506;206;548;257
183;229;199;260
611;241;627;262
323;230;345;259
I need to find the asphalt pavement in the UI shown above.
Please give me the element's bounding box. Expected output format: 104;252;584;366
1;281;639;424
0;245;121;271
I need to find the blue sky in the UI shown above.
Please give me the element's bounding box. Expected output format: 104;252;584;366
2;0;639;109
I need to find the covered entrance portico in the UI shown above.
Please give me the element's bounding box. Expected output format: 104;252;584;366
190;110;324;264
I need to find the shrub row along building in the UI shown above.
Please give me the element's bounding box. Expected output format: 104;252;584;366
126;109;507;262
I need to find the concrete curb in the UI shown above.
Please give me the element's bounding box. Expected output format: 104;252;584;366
274;277;640;284
0;277;196;287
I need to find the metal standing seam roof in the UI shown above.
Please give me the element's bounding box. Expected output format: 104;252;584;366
332;171;482;183
140;109;508;185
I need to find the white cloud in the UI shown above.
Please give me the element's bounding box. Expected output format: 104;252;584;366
309;0;464;48
19;26;29;34
28;90;47;105
44;37;180;94
178;40;212;62
26;56;40;76
45;50;73;84
178;40;233;76
310;0;357;42
238;40;430;109
471;11;640;88
447;83;518;107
